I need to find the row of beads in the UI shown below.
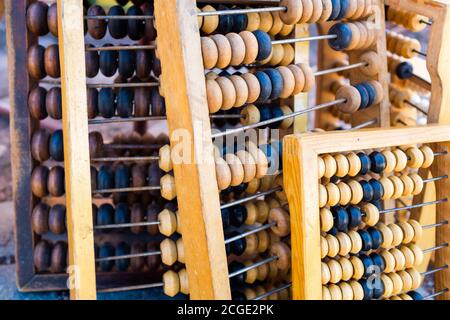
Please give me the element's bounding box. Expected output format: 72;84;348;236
386;6;427;32
240;104;293;128
386;30;421;59
387;52;414;79
389;84;417;109
335;79;383;113
233;283;291;300
328;21;377;51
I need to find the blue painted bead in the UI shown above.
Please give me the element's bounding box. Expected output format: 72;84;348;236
49;129;64;162
97;165;114;196
372;277;385;299
336;0;349;20
263;69;284;100
259;143;280;171
329;0;341;20
97;203;114;227
217;5;233;33
328;227;339;236
118;50;136;79
396;61;414;79
358;229;373;252
258;105;272;126
115;242;130;271
232;14;248;32
98;242;115;271
360;180;374;202
369;252;385;273
360;255;374;277
367;227;382;250
328;23;352;51
269;106;284;129
347;205;362;229
114;164;131;189
221;208;231;229
357;152;371;175
361;82;376;107
253;30;273;61
355;84;369;109
331;206;349;232
408;291;424;300
369;151;386;173
231;205;247;227
231;183;248;196
114;202;130;225
369;179;384;201
255;71;273;102
117;88;134;118
98;88;116;118
359;279;373;300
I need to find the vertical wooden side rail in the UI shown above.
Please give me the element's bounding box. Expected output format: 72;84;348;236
154;0;231;299
5;0;37;289
430;141;450;300
283;134;322;299
57;0;96;300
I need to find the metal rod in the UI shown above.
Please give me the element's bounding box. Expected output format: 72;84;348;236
398;119;409;126
434;151;448;156
421;265;448;277
85;45;156;52
228;256;277;279
91;156;159;163
94;186;161;194
104;144;162;150
422;243;449;254
220;187;282;209
84;15;154;20
94;221;159;230
420;19;433;26
253;282;292;301
379;199;448;214
272;34;336;45
404;100;428;115
350;119;378;130
423;175;448;183
224;222;276;245
96;250;161;262
423;288;449;300
89;116;167;124
313;62;367;77
87;82;159;89
210;114;245;119
211;99;345;139
98;282;164;293
422;220;448;230
197;6;286;17
412;49;427;57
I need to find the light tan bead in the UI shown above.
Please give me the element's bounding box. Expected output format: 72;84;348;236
336;232;352;256
246;178;261;194
328;284;343;300
347;152;361;177
246;12;261;31
326;183;340;207
206;79;223;113
337;182;352;206
215;76;236;110
327;259;343;284
318;0;333;22
350;256;364;280
176;238;185;263
336;85;361;114
161;174;177;201
299;0;314;23
406;147;425;169
326;233;340;258
334;154;350;178
348;179;364;204
215;156;232;191
241;73;261;104
211;34;232;69
225;153;245;186
269;207;290;237
420;145;434;168
269;242;291;272
268;44;285;66
377;222;394;249
393;149;408;171
308;0;323;23
318;156;326;179
322;262;331;284
280;44;295;66
390;247;406;271
243;260;258;284
298;63;315;92
244;202;258;225
322;154;337;178
256;199;270;224
158;209;177;237
321;235;329;259
269;11;284;36
399;245;415;268
319;184;328;208
239;31;258;64
320;207;334;232
350;280;364;300
407;267;422;290
408;219;423;243
258;11;273;32
388;223;404;247
160;239;178;266
257;230;270;253
339;282;354;300
381;150;396;173
388;272;403;296
400;293;413;300
381;274;394;298
279;23;295;36
201;37;218;69
348;230;363;254
398;270;413;292
339;257;354;281
398;221;415;244
287;64;305;95
381;249;396;273
246;141;269;179
322;286;332;300
163;270;180;297
229;75;249;108
277;66;295;98
388;175;404;199
201;5;219;34
235;150;256;183
362;203;379;226
409;173;424;196
359;51;380;76
399;174;414;197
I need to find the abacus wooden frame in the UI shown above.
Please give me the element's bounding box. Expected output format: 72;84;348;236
283;125;450;299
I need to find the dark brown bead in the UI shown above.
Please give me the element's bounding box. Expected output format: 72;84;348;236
152;54;161;77
31;129;50;162
125;131;143;156
116;0;129;6
131;163;147;187
51;241;67;273
46;87;62;120
87;88;99;119
85;45;100;78
28;87;48;120
134;87;150;117
146;203;160;235
49;204;66;234
44;45;61;78
130;242;145;271
142;3;157;42
28;45;46;80
31;165;49;198
26;2;49;36
155;133;169;146
89;131;104;158
87;5;107;40
136;50;153;80
150;87;166;116
131;0;145;5
34;240;52;272
92;204;98;226
147;161;163;197
47;3;58;37
48;166;65;197
130;203;145;234
31;203;50;235
146;242;161;271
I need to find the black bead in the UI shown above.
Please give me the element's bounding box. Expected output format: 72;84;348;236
347;205;362;229
369;151;386;174
367;227;382;250
232;291;247;300
253;30;273;61
118;50;136;79
49;129;64;162
231;205;247;227
355;84;369;110
99;45;118;77
108;5;128;39
331;206;349;232
98;88;116;118
263;69;283;100
369;178;384;201
230;233;246;256
357;152;371;175
255;71;272;102
115;242;130;271
396;61;413;79
358;229;373;252
116;88;134;118
232;14;248;32
232;183;248;196
328;227;339;236
360;180;374;202
217;5;233;33
85;45;100;78
98;242;115;271
225;108;241;126
228;261;245;285
221;208;231;230
127;6;144;40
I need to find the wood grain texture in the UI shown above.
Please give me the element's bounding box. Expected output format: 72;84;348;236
154;0;231;300
293;24;309;133
57;0;96;300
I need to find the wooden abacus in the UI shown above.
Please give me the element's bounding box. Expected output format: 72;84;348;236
283;125;450;299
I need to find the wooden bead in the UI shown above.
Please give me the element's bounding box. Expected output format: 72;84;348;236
246;12;261;31
398;270;413;292
337;182;351;206
407;267;422;290
211;34;232;69
299;0;314;23
348;230;363;254
87;5;107;39
48;166;65;197
163;270;180;297
246;178;261;194
388;175;404;199
178;268;189;295
235;150;256;183
229;75;249;108
325;183;340;207
34;240;52;272
32;203;50;235
381;274;394;298
243;260;258;284
380;249;396;273
388;272;403;296
393;149;408;171
269;11;283;36
279;0;302;24
336;85;361;114
322;154;337;178
362;203;379;226
327;259;343;284
379;177;394;200
381;150;396;173
28;45;46;80
160;238;177;266
158;209;177;237
297;63;315;92
176;238;185;263
399;245;415;268
336;232;352;256
308;0;323;23
257;230;270;253
359;51;380;76
206;79;223;114
334;154;350;178
216;76;236;110
390;247;406;272
244;234;259;256
322;262;331;284
27;2;49;36
226;33;246;66
201;5;219;34
320;208;334;232
256;199;270;223
319;184;328;209
279;105;294;129
346;152;361;177
28;86;48;120
239;31;258;64
321;236;329;259
406;147;425;168
243;202;257;225
348;179;363;204
31;129;50;162
269;242;291;272
388;223;404;247
240;104;260;125
269;207;290;237
326;234;340;258
339;282;354;300
215;156;232;191
44;44;60;78
277;66;295;98
46;87;62;120
287;64;305;95
51;241;67;273
318;156;326;179
280;44;295;66
377;222;394;249
201;37;218;69
398;221;415;244
158;144;172;173
420;145;434;168
49;204;66;234
258;11;274;32
368;80;384;105
350;256;364;280
350;281;364;300
399;174;414;197
241;73;261;104
246;141;269;178
160;174;176;200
